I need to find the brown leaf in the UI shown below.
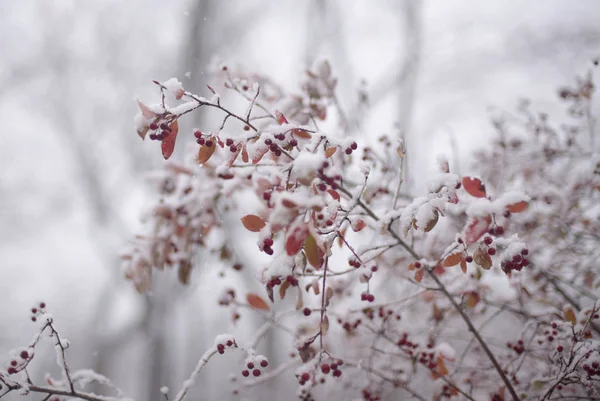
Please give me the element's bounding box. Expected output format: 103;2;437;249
304;234;323;269
161;120;179;160
137;125;149;140
325;147;337;158
178;260;192;285
281;198;297;208
279;280;291;300
241;215;266;232
198;138;216;164
433;303;444;322
436;357;449;377
242;147;249;163
460;258;468;274
462;177;487;198
247;293;270;310
564;307;577;325
506;201;528;213
473;248;493;269
275;110;288;125
424;211;439;232
320;315;330;335
465;291;480;308
327;189;340;202
443;252;463;267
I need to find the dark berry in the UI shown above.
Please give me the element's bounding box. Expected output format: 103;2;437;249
503;210;511;218
260;360;268;368
241;370;249;377
225;138;233;146
269;143;278;152
466;256;473;263
264;138;272;145
484;236;493;245
197;137;205;145
333;370;342;377
229;145;237;152
300;372;310;382
521;249;529;255
303;308;311;316
150;122;159;131
495;226;504;235
205;140;213;147
247;362;254;369
244;125;250;131
488;248;496;255
290;139;298;147
345;148;352;155
264;246;273;255
252;369;261;377
367;294;375;302
350;142;358;150
20;351;28;359
321;364;330;374
264;238;274;247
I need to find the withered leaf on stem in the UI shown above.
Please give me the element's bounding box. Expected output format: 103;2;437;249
246;293;270;311
198;137;216;164
241;214;267;232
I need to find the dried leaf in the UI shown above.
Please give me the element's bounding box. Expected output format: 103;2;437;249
242;147;249;163
246;293;270;310
178;260;192;285
275;110;288;125
241;215;266;232
304;234;323;269
137;125;149;140
564;308;577;325
462;177;487;198
443;252;463;267
198;139;216;164
465;291;480;308
460;258;467;274
279;280;291;300
161;120;179;160
424;211;439;232
320;315;330;335
296;289;304;310
433;303;443;322
473;248;493;269
137;100;158;119
352;219;366;232
325;147;337;158
436;357;449;376
506;201;528;213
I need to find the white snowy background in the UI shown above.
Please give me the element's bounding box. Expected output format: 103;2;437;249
1;1;599;400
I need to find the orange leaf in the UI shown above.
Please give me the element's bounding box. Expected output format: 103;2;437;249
325;147;337;158
424;211;439;232
305;233;323;269
443;252;463;267
507;201;528;213
462;177;487;198
292;128;312;139
241;215;266;232
246;293;270;310
198;139;216;164
161;120;179;160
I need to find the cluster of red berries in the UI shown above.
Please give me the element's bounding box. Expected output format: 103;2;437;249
491;392;504;401
317;162;341;191
488;225;505;236
482;236;497;255
314;212;334;227
267;274;298;290
507;340;525;355
262;237;274;255
264;138;286;157
320;359;343;378
241;355;268;378
349;258;362;268
194;130;214;147
501;248;530;274
340;318;362;334
397;332;419;356
360;291;375;302
6;348;32;375
344;142;358;155
225;138;239;153
30;302;46;322
148;122;173;141
417;349;437;371
216;339;236;355
362;388;381;401
582;361;600;377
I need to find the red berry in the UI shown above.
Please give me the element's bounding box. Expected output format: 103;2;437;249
10;360;17;367
20;351;28;359
264;238;274;247
247;362;254;369
466;256;473;263
333;369;342;377
414;262;421;268
150;122;159;131
241;370;249;377
303;308;311;316
488;248;496;255
345;148;352;155
252;369;261;377
264;246;273;255
31;308;37;314
264;138;272;145
205;140;213;148
31;317;37;322
260;360;268;368
495;226;504;235
367;294;375;302
269;143;278;152
484;236;493;245
300;372;310;382
521;248;529;255
290;139;298;147
229;145;237;152
321;363;330;374
7;367;16;375
503;210;511;218
39;302;46;309
557;345;564;352
198;137;205;145
225;138;233;146
350;142;358;150
244;125;250;131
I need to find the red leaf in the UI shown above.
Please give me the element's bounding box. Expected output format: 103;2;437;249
242;147;249;163
464;215;491;244
275;110;288;125
281;199;297;208
414;268;424;283
198;139;216;164
506;201;528;213
161;120;179;160
241;215;266;232
462;177;487;198
327;189;340;202
305;234;323;269
246;293;270;310
460;258;467;274
352;219;366;232
285;225;308;256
